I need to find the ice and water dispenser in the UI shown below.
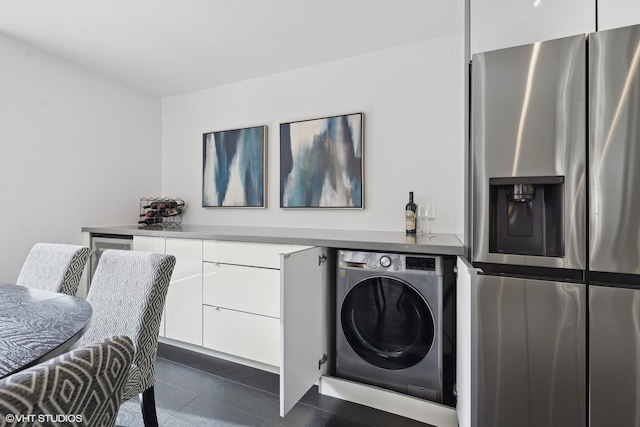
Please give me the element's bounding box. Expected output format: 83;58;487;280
488;176;564;257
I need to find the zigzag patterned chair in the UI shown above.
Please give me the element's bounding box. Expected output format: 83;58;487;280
77;249;176;427
16;243;91;295
0;335;134;427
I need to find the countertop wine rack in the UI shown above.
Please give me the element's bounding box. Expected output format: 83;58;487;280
139;197;184;229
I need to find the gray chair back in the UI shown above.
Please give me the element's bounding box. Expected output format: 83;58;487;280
0;335;133;427
78;249;176;402
16;243;91;295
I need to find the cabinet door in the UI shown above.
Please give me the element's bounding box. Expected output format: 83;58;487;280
132;236;166;253
280;246;327;417
133;236;167;336
165;238;203;346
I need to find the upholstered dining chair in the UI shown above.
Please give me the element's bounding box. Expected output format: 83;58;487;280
77;249;176;427
16;243;91;295
0;335;134;427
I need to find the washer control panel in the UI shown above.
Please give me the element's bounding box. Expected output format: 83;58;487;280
338;250;442;275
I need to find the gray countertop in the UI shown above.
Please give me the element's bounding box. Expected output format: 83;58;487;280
81;224;465;256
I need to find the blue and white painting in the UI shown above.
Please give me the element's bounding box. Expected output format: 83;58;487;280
280;113;363;208
203;125;266;207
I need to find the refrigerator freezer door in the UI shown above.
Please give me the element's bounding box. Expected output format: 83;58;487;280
590;285;640;427
590;24;640;274
476;274;586;427
471;35;586;269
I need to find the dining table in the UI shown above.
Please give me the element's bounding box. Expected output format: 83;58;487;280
0;283;92;379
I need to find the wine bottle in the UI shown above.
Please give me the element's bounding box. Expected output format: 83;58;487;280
405;192;417;235
164;207;183;217
143;200;184;209
138;217;162;225
142;202;166;210
164;201;185;209
140;210;162;218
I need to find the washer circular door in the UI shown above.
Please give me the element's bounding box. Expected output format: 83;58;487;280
341;275;435;370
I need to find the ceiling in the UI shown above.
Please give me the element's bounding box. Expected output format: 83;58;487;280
0;1;461;97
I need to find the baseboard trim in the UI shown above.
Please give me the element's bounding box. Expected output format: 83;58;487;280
319;376;458;427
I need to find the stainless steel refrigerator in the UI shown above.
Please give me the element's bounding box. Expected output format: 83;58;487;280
589;24;640;427
471;23;640;427
471;34;587;427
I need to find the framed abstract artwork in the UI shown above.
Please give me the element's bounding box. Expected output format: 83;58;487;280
280;112;364;208
202;125;267;207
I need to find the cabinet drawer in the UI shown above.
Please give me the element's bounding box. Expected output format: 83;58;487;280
203;241;309;268
203;262;280;317
203;305;280;367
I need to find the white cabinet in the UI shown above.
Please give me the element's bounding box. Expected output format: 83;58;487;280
279;246;326;417
203;240;327;417
203;263;280;317
202;262;280;364
203;305;280;366
135;236;328;418
132;236;166;253
165;238;203;346
133;236;167;336
470;0;595;55
201;241;312;367
598;0;640;31
203;240;307;268
133;236;203;345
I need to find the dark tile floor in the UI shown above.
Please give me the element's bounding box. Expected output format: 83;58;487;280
116;343;434;427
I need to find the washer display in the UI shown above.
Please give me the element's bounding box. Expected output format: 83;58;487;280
336;250;444;402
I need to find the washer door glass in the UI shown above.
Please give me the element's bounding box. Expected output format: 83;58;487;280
341;276;435;370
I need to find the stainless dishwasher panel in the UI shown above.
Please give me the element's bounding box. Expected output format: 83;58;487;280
476;274;586;427
89;235;133;284
590;285;640;427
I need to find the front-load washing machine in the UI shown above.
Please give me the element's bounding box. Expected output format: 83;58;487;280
336;250;443;402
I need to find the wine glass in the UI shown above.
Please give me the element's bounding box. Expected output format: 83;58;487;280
425;203;437;236
417;205;428;235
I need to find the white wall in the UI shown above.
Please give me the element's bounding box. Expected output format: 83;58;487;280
0;34;162;283
162;35;465;234
598;0;640;30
